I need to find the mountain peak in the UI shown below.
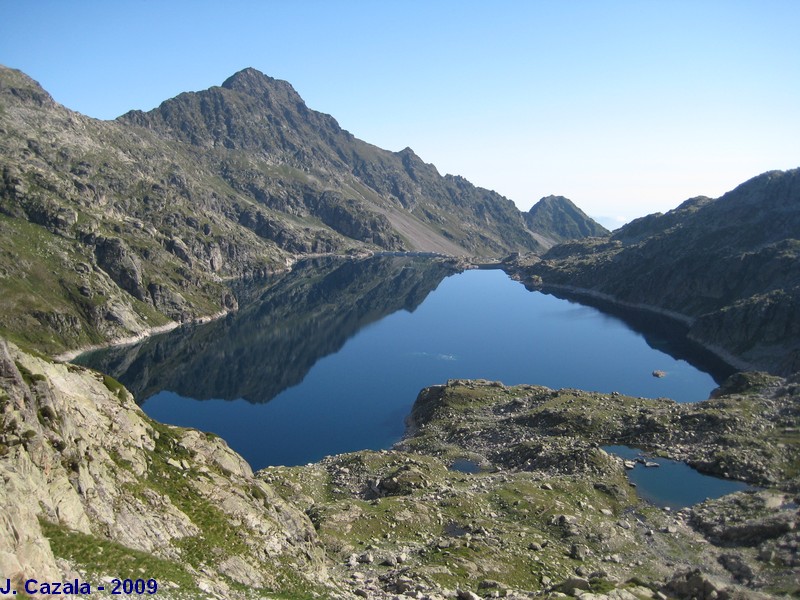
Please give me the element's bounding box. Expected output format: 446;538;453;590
118;67;316;151
0;64;55;108
221;67;299;99
525;195;608;243
221;67;272;88
534;195;574;209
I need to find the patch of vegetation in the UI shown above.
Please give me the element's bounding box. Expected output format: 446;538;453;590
138;418;250;569
40;519;202;595
14;360;46;385
101;373;127;400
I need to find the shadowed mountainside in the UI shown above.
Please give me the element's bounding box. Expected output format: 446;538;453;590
507;169;800;375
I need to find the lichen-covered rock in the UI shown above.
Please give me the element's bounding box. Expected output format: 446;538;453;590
690;491;799;548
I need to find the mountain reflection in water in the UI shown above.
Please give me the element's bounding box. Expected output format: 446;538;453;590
75;256;729;468
74;255;459;404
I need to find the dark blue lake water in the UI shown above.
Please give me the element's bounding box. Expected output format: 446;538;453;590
76;257;730;470
603;445;754;508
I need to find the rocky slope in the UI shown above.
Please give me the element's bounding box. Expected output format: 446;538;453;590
524;196;609;247
0;339;334;598
2;64;603;357
3;339;798;598
401;375;799;491
300;377;798;598
506;169;800;376
117;68;542;258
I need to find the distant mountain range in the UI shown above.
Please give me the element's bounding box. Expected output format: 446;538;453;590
0;65;604;354
508;169;800;375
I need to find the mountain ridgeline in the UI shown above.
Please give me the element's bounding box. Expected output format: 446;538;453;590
508;169;800;376
0;65;603;355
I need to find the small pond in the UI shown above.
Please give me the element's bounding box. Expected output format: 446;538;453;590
449;459;483;474
603;445;755;508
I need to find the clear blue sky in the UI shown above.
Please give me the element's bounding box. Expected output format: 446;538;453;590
2;1;799;227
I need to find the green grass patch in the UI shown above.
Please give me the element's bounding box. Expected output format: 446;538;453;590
14;360;47;386
14;360;47;385
141;418;249;568
101;373;127;400
40;519;201;594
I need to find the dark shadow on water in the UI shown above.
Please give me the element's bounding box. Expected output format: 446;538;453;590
537;287;736;385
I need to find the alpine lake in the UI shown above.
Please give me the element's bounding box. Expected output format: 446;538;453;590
75;255;751;508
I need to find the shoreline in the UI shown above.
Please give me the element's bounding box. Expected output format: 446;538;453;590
54;309;231;362
513;279;757;375
54;253;461;364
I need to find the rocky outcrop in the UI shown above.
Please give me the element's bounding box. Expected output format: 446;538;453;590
308;191;404;249
0;339;331;597
400;377;799;489
94;237;147;301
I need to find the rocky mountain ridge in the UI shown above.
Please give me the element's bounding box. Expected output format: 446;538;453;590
506;169;800;376
115;66;566;257
0;64;605;358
